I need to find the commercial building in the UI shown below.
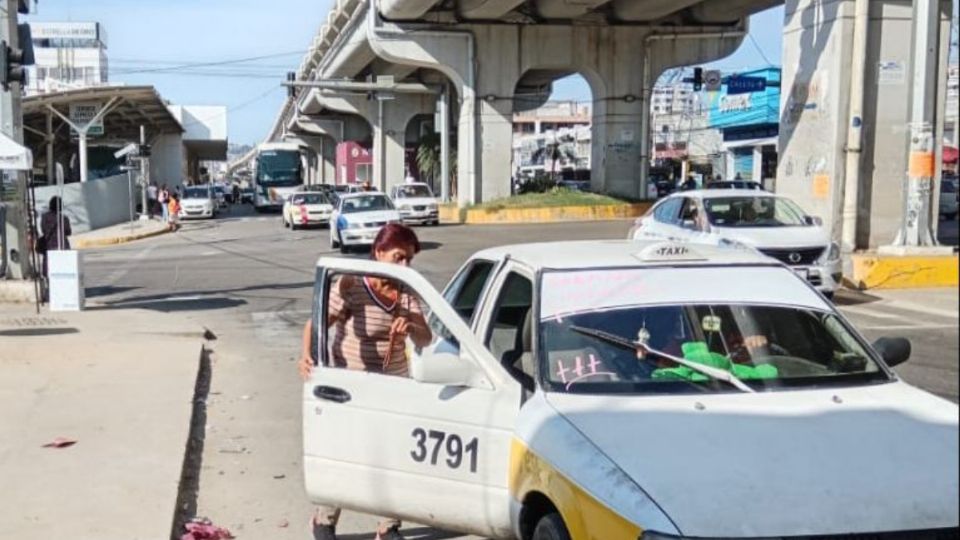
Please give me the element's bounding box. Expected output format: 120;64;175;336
24;22;109;96
705;67;781;186
512;101;592;178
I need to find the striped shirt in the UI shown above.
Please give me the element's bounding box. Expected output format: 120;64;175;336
329;275;423;376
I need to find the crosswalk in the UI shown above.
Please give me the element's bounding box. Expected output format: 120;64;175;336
837;298;959;332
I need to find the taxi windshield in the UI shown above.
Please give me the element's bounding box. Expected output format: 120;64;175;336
396;185;433;198
341;194;393;213
539;269;889;395
704;196;808;227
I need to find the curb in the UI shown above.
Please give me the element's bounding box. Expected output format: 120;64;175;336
73;226;170;249
441;203;650;225
850;253;959;289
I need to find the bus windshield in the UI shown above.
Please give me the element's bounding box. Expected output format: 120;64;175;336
257;150;301;187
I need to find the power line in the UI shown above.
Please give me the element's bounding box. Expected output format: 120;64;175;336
177;85;283;130
109;50;303;75
748;33;777;67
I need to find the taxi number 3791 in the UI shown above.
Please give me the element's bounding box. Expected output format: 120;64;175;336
410;428;479;473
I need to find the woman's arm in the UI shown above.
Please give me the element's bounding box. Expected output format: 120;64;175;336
298;319;313;380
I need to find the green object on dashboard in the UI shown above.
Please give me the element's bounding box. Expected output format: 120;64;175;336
651;341;779;382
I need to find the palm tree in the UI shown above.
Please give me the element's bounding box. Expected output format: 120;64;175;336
416;132;457;199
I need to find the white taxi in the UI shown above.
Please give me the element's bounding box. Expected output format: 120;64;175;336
282;191;333;230
390;182;440;225
328;192;401;253
303;241;959;540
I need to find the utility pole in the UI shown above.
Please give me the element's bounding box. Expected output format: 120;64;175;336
140;125;149;218
891;0;940;247
1;0;29;279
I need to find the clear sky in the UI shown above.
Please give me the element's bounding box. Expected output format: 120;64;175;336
27;1;784;146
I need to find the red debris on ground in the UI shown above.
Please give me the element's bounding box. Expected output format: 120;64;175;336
181;518;234;540
41;437;77;449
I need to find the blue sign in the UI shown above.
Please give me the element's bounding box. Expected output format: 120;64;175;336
726;76;766;95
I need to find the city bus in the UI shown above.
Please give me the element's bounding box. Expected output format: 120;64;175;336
252;142;305;211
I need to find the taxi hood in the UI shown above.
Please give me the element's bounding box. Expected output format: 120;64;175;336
546;382;959;537
394;197;437;206
714;224;830;249
342;210;400;223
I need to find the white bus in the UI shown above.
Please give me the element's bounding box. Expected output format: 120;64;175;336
252;142;304;211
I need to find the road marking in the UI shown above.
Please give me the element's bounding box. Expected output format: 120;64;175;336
839;305;912;321
882;300;959;320
856;323;959;331
99;244;156;285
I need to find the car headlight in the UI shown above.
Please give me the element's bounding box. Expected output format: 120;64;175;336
827;241;841;261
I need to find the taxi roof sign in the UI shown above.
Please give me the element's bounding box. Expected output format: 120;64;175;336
635;242;708;262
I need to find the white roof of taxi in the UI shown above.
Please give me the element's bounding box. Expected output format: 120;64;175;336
683;189;785;199
338;191;386;199
472;239;778;271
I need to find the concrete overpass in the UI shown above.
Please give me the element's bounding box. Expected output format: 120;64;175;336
249;0;780;205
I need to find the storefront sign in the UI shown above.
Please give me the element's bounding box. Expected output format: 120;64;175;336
31;22;99;40
719;94;753;113
69;102;104;136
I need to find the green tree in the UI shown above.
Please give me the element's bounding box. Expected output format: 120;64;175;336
416;132;457;198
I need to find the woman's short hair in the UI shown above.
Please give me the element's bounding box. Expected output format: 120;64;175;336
372;223;421;255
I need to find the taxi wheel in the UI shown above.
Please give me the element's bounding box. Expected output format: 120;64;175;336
532;513;570;540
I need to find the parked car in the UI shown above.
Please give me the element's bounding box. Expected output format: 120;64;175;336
212;185;228;208
304;239;958;539
389;183;440;225
940;177;958;220
706;180;766;191
240;187;255;205
328;192;401;253
179;185;217;220
282;192;333;230
630;189;842;297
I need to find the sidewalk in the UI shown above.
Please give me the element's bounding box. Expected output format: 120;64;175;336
72;218;169;249
0;304;207;539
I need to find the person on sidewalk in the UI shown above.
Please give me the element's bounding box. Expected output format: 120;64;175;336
146;182;159;218
159;184;170;222
167;194;181;232
38;196;72;280
298;223;432;540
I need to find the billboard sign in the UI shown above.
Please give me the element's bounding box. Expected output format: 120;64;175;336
30;22;100;41
69;102;105;136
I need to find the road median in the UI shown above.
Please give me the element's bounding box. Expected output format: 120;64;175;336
850;252;959;289
440;190;651;224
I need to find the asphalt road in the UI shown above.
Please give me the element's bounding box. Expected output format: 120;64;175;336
81;205;959;539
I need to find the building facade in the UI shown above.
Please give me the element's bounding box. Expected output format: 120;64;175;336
25;22;109;96
705;67;782;186
512;101;592;178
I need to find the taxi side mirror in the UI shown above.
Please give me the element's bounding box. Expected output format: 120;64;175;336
410;350;474;387
872;337;911;368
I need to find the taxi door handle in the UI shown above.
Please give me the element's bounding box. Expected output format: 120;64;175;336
314;385;351;403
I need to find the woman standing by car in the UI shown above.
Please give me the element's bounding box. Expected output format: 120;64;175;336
299;223;432;540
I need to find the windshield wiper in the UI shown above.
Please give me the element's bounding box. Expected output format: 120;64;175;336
568;325;754;393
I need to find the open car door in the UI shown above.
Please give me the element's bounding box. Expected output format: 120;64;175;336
303;257;522;538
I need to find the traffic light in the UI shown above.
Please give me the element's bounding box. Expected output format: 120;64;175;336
1;24;35;91
692;67;703;91
287;72;296;98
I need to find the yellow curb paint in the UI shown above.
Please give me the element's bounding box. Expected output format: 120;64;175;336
851;254;959;289
74;227;170;250
464;203;650;224
438;205;464;224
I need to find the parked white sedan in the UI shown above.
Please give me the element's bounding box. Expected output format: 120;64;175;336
631;189;843;297
390;183;440;225
328;192;401;253
304;240;959;539
283;192;333;230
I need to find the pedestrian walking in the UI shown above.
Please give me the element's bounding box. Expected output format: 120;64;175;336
146;182;158;218
159;184;170;222
167;193;181;232
298;223;432;540
37;196;72;282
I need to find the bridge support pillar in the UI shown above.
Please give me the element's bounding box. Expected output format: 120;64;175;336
310;92;434;191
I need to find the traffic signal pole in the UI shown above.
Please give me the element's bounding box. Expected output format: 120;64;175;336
0;0;29;279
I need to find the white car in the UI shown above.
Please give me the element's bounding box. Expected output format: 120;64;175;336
940;177;958;220
328;192;401;253
283;192;333;230
390;183;440;225
178;185;217;219
631;189;843;297
304;240;958;539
